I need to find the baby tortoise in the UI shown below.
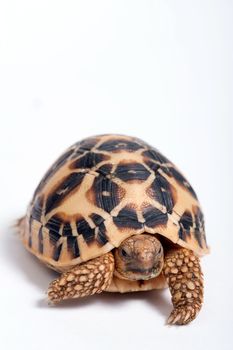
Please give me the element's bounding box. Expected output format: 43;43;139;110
18;134;209;325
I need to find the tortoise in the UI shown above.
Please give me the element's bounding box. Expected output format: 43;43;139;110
18;134;209;325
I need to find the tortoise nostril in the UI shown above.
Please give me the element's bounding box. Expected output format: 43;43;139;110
137;254;155;269
141;252;154;260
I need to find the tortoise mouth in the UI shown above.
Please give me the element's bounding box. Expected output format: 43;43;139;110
129;261;163;280
115;261;163;281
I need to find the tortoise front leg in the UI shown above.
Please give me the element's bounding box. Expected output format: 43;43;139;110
48;252;114;303
163;248;204;325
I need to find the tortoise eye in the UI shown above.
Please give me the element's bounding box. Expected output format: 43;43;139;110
158;246;162;254
120;248;130;258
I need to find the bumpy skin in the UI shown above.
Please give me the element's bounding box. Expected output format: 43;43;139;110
164;248;203;325
47;240;204;326
48;252;114;303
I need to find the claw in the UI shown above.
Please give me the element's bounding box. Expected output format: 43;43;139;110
167;307;197;325
173;313;182;324
167;314;174;324
183;311;191;323
167;310;181;325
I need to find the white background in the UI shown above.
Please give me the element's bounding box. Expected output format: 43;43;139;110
0;1;232;349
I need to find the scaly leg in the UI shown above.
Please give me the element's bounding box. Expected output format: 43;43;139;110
163;248;204;325
48;252;114;303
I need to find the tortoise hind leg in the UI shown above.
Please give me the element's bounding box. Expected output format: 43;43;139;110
163;248;204;325
47;252;114;303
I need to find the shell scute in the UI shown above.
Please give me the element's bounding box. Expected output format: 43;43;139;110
97;138;144;152
142;205;168;228
45;172;86;215
113;206;143;230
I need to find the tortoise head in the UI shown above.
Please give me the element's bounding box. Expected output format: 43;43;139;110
114;234;164;281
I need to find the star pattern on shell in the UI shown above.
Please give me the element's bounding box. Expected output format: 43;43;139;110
22;134;208;269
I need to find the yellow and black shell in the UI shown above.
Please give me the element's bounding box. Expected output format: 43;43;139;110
21;134;208;272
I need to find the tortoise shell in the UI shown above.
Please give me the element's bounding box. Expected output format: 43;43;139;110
21;134;208;272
